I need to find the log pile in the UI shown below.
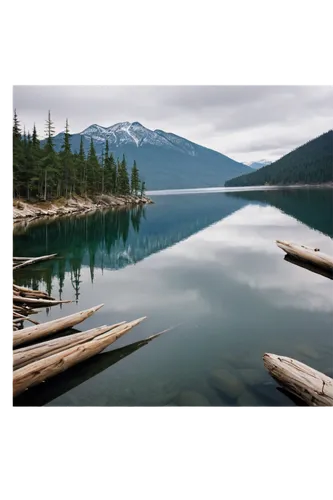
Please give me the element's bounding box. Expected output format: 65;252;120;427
13;283;71;331
12;293;150;397
12;253;154;399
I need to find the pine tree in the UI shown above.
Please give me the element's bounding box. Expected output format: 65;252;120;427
60;119;73;198
30;124;42;198
130;160;140;195
140;180;146;198
13;109;24;197
86;138;100;195
76;136;86;196
118;154;130;195
41;110;59;200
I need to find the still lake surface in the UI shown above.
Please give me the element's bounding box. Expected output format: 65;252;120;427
13;188;333;406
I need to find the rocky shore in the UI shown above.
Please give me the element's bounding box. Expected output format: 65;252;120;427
13;194;153;223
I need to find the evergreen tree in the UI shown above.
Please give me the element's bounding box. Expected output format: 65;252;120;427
30;124;42;198
118;154;130;195
41;110;59;200
60;119;73;198
130;160;140;195
76;136;86;196
13;109;24;197
86;138;100;195
140;180;146;197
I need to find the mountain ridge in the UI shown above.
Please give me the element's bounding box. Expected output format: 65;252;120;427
47;121;252;190
225;131;333;187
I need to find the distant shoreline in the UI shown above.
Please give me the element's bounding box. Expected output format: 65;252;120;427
147;183;333;196
13;194;153;224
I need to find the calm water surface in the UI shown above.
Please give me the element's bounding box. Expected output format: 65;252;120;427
13;188;333;406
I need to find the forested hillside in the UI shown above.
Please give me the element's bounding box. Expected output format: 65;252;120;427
225;131;333;187
13;111;144;200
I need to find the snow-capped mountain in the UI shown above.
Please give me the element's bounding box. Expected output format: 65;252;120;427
81;122;198;156
244;159;272;170
49;121;252;190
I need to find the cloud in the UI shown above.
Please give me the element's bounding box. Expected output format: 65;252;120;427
13;85;333;163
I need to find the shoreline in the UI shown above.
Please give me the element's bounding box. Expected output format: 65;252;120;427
13;194;153;224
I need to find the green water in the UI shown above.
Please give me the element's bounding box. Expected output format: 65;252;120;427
13;188;333;406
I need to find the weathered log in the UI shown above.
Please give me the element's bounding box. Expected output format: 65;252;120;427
13;304;104;347
13;284;50;297
13;321;125;369
276;240;333;271
13;317;146;396
263;353;333;406
13;253;57;271
13;296;71;307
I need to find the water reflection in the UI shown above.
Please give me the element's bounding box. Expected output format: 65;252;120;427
225;187;333;238
12;189;333;406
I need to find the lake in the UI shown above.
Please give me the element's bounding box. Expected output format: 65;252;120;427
13;187;333;406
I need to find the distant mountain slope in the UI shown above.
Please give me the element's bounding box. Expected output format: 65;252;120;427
225;131;333;187
46;122;251;190
244;159;271;170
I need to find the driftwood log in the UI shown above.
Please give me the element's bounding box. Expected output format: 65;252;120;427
13;321;126;369
276;240;333;271
263;353;333;406
13;304;104;347
13;317;146;396
13;253;58;271
13;284;51;297
13;295;71;307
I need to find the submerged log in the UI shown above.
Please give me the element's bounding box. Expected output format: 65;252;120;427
276;240;333;271
13;253;57;271
13;317;146;396
13;296;71;307
13;304;104;347
13;321;126;369
263;353;333;406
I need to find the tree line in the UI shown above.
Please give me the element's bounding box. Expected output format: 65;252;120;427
225;130;333;187
13;110;146;200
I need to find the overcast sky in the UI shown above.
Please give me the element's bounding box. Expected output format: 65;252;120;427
13;85;332;163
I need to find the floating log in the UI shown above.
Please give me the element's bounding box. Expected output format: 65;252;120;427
13;253;57;271
13;296;71;307
13;304;104;347
263;353;333;406
284;254;333;280
13;317;146;396
13;321;126;369
276;240;333;271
